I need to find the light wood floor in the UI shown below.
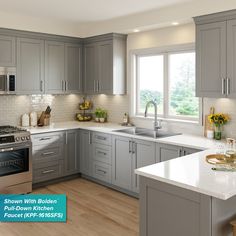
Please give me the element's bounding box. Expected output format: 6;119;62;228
0;178;139;236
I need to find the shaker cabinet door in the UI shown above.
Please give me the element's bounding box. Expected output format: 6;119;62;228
196;22;227;97
17;38;44;94
65;43;82;93
45;41;65;94
0;35;16;67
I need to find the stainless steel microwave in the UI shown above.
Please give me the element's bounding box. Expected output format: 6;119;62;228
0;67;16;94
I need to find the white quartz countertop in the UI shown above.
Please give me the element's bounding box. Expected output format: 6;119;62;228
27;121;231;199
135;149;236;200
26;121;218;150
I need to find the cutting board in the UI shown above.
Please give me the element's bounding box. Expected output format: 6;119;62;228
204;107;215;137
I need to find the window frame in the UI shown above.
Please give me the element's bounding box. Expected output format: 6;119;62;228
130;43;202;124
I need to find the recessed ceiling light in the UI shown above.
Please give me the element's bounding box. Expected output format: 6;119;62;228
172;22;179;26
133;29;140;33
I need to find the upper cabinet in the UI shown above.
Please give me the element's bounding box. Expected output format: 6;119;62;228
16;38;44;94
65;43;82;94
194;10;236;98
84;33;127;95
0;35;16;67
45;41;65;94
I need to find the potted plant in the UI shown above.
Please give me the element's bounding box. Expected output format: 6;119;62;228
99;110;107;123
208;113;230;140
94;108;102;122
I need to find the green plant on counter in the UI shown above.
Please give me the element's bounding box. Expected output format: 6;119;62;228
100;110;107;119
94;108;102;118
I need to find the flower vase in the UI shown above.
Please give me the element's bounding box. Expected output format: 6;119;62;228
214;125;222;140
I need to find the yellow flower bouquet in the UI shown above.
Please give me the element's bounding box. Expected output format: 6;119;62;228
208;113;230;140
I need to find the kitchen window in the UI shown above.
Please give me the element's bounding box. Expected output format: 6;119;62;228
132;44;200;123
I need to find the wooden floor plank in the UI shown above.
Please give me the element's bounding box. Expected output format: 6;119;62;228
0;178;139;236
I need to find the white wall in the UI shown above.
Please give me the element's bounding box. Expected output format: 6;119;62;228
126;23;236;138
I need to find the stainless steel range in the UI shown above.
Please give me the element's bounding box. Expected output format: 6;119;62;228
0;126;32;194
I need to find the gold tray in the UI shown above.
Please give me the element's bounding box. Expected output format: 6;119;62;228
206;154;236;165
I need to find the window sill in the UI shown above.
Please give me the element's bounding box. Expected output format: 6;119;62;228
132;115;201;125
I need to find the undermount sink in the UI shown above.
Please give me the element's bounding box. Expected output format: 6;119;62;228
114;127;181;139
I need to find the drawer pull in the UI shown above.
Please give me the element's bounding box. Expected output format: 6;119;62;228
97;151;107;155
39;137;51;141
42;169;55;174
97;169;107;174
96;135;106;140
42;151;55;156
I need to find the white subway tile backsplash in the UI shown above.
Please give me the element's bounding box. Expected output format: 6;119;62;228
0;94;81;126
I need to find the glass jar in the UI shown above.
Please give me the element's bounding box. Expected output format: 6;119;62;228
214;125;222;140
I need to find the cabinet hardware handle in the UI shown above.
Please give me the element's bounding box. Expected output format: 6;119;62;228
94;80;96;92
0;147;13;152
89;132;92;144
39;137;51;141
40;80;43;92
42;151;55;156
97;80;99;92
6;73;9;92
226;78;230;95
65;80;67;91
42;169;55;174
132;142;136;154
62;80;64;91
96;135;106;140
222;78;226;95
97;151;107;155
97;169;107;174
178;149;182;157
129;141;132;153
183;150;186;156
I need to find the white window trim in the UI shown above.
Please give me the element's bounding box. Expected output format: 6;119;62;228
129;43;203;125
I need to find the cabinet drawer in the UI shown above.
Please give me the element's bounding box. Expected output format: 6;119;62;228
33;161;62;183
92;132;111;146
93;144;111;164
32;132;64;147
33;146;63;163
92;161;111;184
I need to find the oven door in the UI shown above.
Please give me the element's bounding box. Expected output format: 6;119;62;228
0;143;32;189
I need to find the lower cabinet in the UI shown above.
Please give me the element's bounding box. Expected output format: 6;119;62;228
32;130;80;184
112;135;156;193
64;130;79;176
79;129;92;176
157;143;201;162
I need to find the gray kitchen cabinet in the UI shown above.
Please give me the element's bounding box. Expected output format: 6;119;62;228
16;37;44;94
0;35;16;67
92;132;112;184
194;10;236;98
157;143;201;162
64;130;79;176
132;139;156;193
84;33;127;95
84;43;98;94
65;43;82;93
45;40;65;94
112;135;156;192
79;129;92;176
112;135;133;190
32;132;65;184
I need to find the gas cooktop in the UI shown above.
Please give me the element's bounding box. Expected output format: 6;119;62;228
0;126;31;144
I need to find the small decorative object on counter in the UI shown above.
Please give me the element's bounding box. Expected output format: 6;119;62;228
208;113;230;140
77;97;92;122
206;130;214;139
22;113;30;127
94;108;107;122
38;106;51;126
30;111;37;127
122;113;129;125
204;107;215;137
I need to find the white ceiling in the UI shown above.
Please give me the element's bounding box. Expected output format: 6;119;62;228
0;0;235;37
0;0;192;22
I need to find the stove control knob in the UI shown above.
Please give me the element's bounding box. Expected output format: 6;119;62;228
21;137;25;141
15;137;20;142
26;136;30;140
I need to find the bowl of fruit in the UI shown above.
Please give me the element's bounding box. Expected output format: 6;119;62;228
76;113;92;122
